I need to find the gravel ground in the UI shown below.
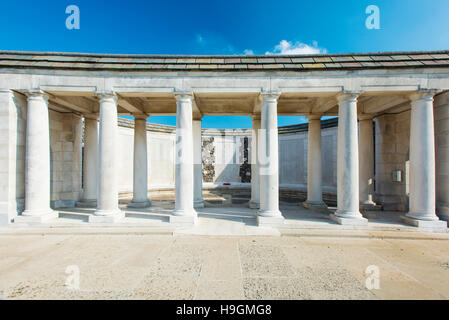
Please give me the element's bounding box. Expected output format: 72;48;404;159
1;233;448;300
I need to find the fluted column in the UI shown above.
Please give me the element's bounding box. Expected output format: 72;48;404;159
359;116;377;209
77;117;98;207
90;92;123;223
249;115;261;209
402;90;447;231
193;118;205;208
170;93;198;224
303;115;327;210
330;92;367;225
16;90;57;222
257;93;284;226
128;115;151;208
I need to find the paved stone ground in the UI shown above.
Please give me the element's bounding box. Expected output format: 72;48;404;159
1;232;448;300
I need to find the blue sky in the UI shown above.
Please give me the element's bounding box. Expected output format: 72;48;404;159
1;0;448;128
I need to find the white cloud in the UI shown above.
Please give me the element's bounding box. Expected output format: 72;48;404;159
265;40;326;55
243;49;254;55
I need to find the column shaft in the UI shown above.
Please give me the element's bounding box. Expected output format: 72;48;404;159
257;93;284;225
128;116;151;208
331;93;367;225
304;116;326;209
19;91;56;222
407;92;437;220
193;119;204;208
401;91;447;231
91;93;122;222
171;93;197;224
249;116;261;209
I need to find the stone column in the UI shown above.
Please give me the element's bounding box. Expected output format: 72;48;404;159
257;93;284;226
128;115;151;208
303;115;327;210
170;93;197;224
249;115;261;209
330;92;367;225
193;118;205;208
77;117;98;207
358;116;377;210
401;90;447;231
16;90;57;222
90;92;123;223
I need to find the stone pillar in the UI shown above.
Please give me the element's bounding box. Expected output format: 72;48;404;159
90;92;123;223
359;116;377;210
257;93;284;226
303;115;327;210
16;90;57;222
77;117;98;207
330;92;367;225
128;115;151;208
249;115;261;209
193;118;205;208
401;90;447;231
170;93;197;224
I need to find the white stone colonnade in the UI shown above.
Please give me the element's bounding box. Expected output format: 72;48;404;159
12;88;448;230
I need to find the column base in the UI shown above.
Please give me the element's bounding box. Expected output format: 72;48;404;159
76;199;97;208
330;212;368;226
302;200;328;211
257;215;285;227
360;202;381;210
437;203;449;222
400;215;448;232
170;211;198;225
194;200;205;208
15;210;58;223
248;200;260;209
89;210;125;223
127;199;151;208
360;203;382;219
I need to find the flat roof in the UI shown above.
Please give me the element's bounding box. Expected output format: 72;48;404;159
1;50;449;72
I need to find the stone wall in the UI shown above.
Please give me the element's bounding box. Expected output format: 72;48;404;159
49;111;82;208
114;118;339;194
374;111;411;211
117;118;176;192
204;129;252;183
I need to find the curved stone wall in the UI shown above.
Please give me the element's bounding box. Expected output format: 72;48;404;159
115;117;339;195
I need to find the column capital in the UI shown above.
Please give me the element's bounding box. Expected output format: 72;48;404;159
25;89;49;102
358;114;374;121
96;91;117;103
409;89;441;102
306;114;322;120
337;91;362;104
174;91;194;102
133;114;149;120
260;91;280;102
